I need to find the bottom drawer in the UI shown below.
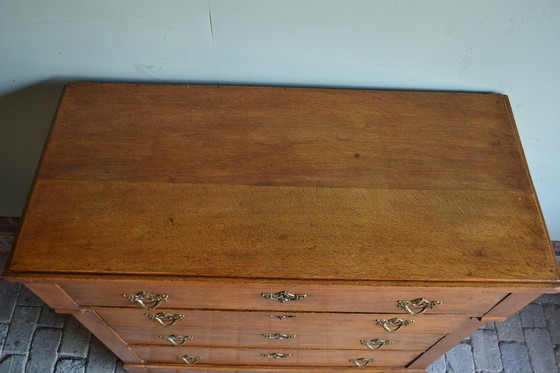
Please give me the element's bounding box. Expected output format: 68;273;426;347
132;346;423;368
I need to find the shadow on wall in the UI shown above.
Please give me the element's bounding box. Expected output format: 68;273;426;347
0;80;66;217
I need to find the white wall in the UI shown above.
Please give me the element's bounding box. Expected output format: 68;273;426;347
1;0;559;239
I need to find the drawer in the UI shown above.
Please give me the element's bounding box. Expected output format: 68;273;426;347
59;280;506;315
97;308;461;350
116;324;445;351
132;345;423;368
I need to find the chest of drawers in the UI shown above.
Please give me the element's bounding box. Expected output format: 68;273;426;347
4;83;559;372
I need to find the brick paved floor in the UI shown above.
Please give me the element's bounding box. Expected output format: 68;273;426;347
1;217;559;373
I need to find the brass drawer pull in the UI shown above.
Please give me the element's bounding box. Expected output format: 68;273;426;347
261;352;292;359
145;312;184;327
122;291;168;310
360;338;395;350
350;358;375;367
262;333;296;340
175;355;203;365
261;291;306;303
160;334;193;346
376;318;414;333
397;298;442;315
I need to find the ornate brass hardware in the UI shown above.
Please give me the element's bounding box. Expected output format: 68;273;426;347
175;355;203;365
262;333;296;340
397;298;442;315
266;314;296;320
376;318;414;333
122;291;168;310
145;312;184;327
159;334;193;346
261;291;306;303
261;352;292;359
350;358;375;367
360;338;395;350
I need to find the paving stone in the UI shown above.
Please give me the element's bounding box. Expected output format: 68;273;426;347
16;285;44;307
524;328;557;373
496;313;524;342
543;304;560;344
445;342;475;373
38;304;67;328
554;345;560;371
519;303;547;328
535;293;560;305
85;336;117;373
114;360;127;373
471;329;502;372
55;358;87;373
499;342;532;373
426;354;446;373
0;323;9;354
26;327;63;373
0;280;21;323
0;354;26;373
59;316;92;358
0;248;11;274
2;305;41;354
479;321;495;330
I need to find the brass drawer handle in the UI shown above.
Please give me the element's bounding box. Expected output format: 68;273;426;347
262;333;296;340
175;355;203;365
350;358;375;367
122;291;168;310
397;298;442;315
145;312;184;327
261;291;306;303
360;339;394;350
261;353;292;359
376;318;414;333
266;314;296;320
160;334;193;346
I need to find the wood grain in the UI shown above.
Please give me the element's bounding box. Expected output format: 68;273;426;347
58;280;505;314
10;179;557;283
4;83;559;373
131;345;421;367
37;83;529;192
123;364;425;372
96;308;463;350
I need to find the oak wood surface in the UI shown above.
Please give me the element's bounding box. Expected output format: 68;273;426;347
123;364;425;372
71;311;143;364
97;309;462;350
59;280;505;314
98;308;461;335
4;83;560;373
131;345;421;367
407;317;484;369
6;83;558;285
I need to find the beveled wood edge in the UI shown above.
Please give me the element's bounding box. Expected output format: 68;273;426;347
4;272;560;291
502;95;560;281
22;282;78;309
73;310;143;364
407;317;484;369
123;363;424;372
482;292;540;319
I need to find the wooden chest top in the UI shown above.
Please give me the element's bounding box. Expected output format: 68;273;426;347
6;83;559;286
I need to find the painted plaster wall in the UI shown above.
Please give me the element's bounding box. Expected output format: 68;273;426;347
1;0;559;238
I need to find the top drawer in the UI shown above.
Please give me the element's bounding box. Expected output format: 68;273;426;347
58;280;506;316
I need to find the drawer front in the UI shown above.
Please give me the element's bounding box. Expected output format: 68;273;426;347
132;346;422;367
97;308;461;350
59;280;506;315
116;324;445;351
